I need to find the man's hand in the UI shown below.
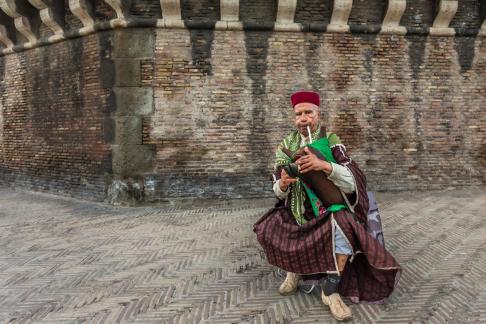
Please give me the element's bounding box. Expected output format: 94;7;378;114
296;147;333;174
279;169;297;192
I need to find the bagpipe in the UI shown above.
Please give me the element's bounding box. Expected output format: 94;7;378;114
280;128;385;247
280;142;345;208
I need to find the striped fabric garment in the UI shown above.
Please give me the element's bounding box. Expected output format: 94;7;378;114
254;138;401;303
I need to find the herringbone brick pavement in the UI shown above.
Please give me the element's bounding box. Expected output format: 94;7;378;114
0;188;485;323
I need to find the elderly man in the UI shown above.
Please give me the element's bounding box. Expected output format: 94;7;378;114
254;91;401;321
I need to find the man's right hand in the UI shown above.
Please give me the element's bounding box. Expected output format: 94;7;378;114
279;169;298;192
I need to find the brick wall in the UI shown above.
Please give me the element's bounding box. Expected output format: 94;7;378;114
1;2;485;203
130;0;163;18
0;32;113;200
451;0;482;31
64;0;83;30
94;1;116;21
141;29;485;201
239;0;277;24
294;0;330;24
401;0;435;30
182;0;220;22
349;0;387;27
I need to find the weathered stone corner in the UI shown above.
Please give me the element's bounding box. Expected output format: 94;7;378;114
105;178;144;206
106;28;155;205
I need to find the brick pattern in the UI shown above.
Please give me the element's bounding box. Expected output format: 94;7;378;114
294;0;330;24
239;0;277;23
1;3;486;201
401;0;435;30
348;0;387;27
182;0;220;21
39;24;54;39
450;0;482;30
94;1;116;21
0;33;112;200
0;189;485;322
63;0;83;30
141;30;485;201
130;0;163;19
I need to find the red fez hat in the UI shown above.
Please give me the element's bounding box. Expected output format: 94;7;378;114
291;91;320;107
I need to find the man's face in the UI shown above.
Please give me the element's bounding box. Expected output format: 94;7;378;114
293;102;320;136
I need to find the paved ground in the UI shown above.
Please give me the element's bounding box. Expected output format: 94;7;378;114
0;188;485;323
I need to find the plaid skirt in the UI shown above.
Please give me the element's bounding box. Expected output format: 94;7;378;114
254;206;401;302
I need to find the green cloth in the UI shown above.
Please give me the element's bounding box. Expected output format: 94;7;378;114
303;137;347;218
308;137;335;164
275;127;346;224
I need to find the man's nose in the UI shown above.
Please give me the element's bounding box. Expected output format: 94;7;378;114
299;115;308;123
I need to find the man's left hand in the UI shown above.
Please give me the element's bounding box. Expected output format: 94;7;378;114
296;147;332;174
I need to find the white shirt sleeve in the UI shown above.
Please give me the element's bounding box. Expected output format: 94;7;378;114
273;179;290;200
328;162;356;194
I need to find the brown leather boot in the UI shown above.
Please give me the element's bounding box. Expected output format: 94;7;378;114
278;272;301;295
321;291;352;321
